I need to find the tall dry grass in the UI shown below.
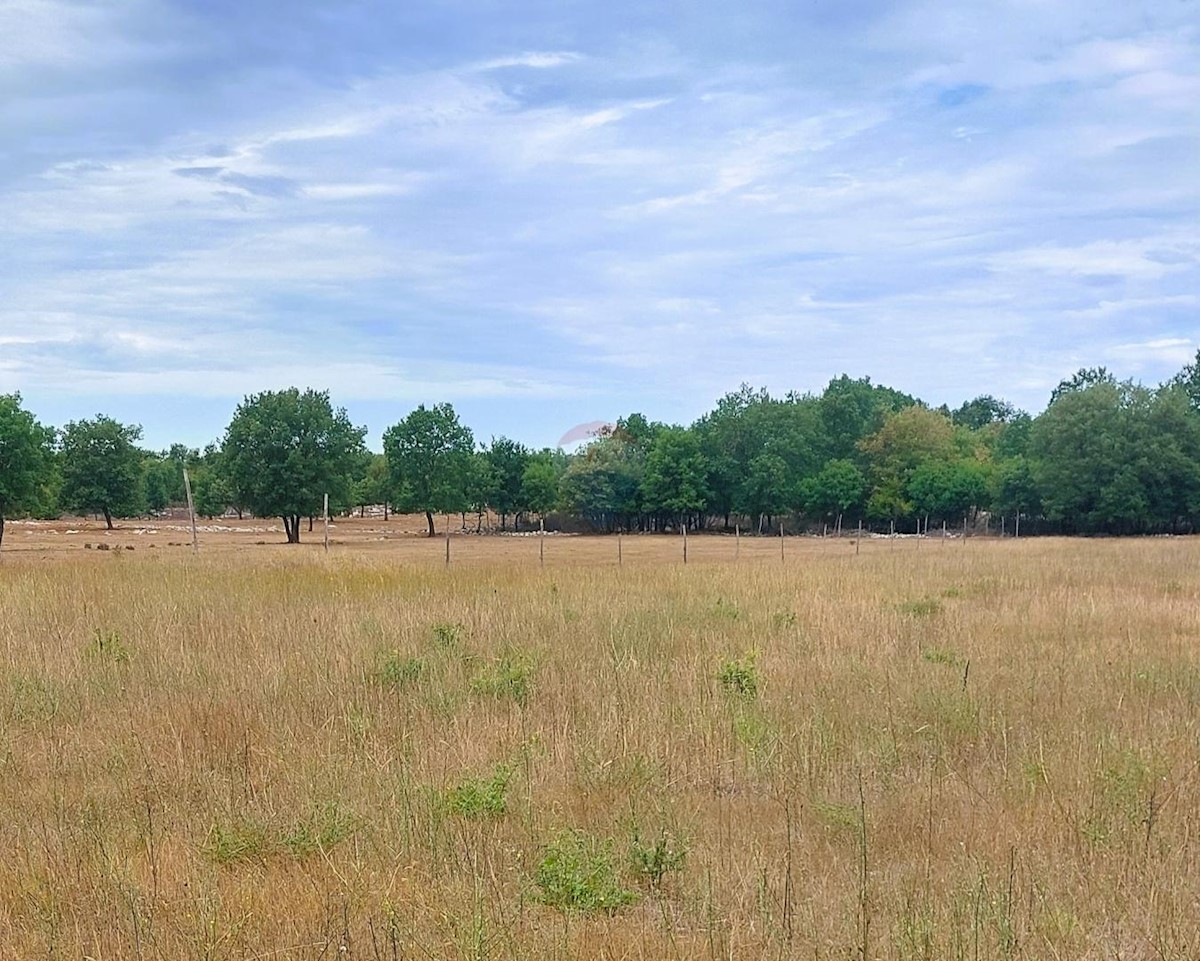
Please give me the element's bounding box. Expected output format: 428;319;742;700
0;536;1198;959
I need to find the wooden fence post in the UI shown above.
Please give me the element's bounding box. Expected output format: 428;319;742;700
182;468;198;553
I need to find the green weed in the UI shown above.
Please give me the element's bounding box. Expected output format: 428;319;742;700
280;802;359;859
472;653;534;707
629;829;687;889
86;628;130;663
897;598;942;617
204;820;270;865
374;651;425;689
534;830;638;914
446;765;512;819
717;652;759;698
431;621;465;650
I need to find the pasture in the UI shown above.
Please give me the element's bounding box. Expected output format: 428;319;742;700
0;521;1198;959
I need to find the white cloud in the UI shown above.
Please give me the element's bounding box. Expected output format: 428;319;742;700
471;51;583;71
988;240;1195;281
1105;338;1196;367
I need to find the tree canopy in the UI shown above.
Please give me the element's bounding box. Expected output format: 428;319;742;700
59;415;144;530
222;388;367;543
15;353;1200;539
382;403;475;537
0;394;55;548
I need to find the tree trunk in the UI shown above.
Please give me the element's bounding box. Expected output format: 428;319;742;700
308;515;313;532
103;507;114;530
425;510;436;537
283;514;301;543
0;514;5;549
383;503;389;521
359;505;364;518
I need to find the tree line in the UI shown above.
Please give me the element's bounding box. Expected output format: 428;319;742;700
4;354;1200;547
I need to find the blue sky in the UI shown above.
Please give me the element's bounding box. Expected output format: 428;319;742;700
2;0;1198;450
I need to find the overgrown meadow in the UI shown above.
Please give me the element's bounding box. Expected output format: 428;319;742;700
1;536;1198;958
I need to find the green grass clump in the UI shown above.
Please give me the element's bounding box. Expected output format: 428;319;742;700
717;652;759;698
374;651;425;688
897;597;942;617
86;628;130;663
534;830;638;914
921;647;962;667
629;829;687;889
430;621;465;650
471;653;534;706
204;820;271;865
446;765;512;819
280;803;359;859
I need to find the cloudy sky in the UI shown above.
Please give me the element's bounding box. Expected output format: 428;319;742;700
2;0;1198;449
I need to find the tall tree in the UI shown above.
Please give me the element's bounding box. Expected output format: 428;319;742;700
801;459;865;533
59;415;145;529
0;394;55;548
817;375;916;463
382;403;475;537
484;436;530;530
520;450;563;520
952;395;1017;431
222;388;367;543
641;427;710;527
858;406;960;523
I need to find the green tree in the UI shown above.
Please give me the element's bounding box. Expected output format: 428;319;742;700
520;451;563;520
352;453;391;518
0;394;55;548
382;403;475;537
559;434;644;531
907;460;990;525
59;415;145;529
694;384;771;528
484;436;531;530
739;452;790;531
222;388;367;544
1026;378;1195;534
801;459;865;533
640;427;710;527
817;375;916;462
858;406;960;523
989;455;1040;528
952;395;1017;431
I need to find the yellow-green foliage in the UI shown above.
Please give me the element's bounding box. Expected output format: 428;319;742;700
0;537;1197;957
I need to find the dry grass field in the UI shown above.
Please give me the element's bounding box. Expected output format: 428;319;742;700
1;520;1199;959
